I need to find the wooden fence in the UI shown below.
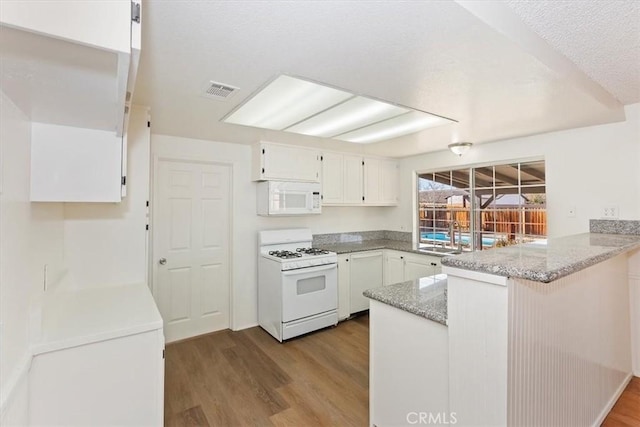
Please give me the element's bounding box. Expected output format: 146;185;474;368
419;206;547;237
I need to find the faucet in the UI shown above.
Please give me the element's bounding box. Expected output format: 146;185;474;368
449;220;463;252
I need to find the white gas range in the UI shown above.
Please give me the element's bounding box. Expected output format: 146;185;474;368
258;229;338;342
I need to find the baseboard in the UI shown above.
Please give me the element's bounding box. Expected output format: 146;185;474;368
233;322;259;331
0;353;32;424
593;372;632;427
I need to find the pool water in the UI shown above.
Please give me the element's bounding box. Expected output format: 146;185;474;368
421;232;495;247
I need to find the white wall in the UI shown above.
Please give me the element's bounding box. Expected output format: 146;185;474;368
62;106;150;288
151;134;395;330
392;103;640;238
0;91;65;424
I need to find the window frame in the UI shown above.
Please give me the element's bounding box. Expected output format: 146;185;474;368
414;157;546;251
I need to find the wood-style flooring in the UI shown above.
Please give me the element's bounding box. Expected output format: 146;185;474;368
603;377;640;427
164;315;369;426
165;314;639;427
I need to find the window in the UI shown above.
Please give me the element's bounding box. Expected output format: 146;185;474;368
417;160;546;251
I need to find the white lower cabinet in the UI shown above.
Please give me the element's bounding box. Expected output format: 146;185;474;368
384;250;443;285
370;300;449;426
29;283;164;426
30;329;165;426
338;249;446;317
337;254;351;320
350;251;384;314
337;250;384;316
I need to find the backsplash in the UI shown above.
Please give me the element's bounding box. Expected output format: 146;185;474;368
313;230;412;245
590;219;640;235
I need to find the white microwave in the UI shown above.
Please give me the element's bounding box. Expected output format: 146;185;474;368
257;181;322;216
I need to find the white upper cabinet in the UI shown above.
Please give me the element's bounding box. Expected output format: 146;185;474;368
364;158;399;206
252;142;321;182
31;123;124;203
0;1;132;52
0;0;141;137
321;152;363;205
322;153;398;207
1;1;143;202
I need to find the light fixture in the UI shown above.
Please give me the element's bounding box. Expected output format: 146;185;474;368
448;142;473;156
222;74;455;143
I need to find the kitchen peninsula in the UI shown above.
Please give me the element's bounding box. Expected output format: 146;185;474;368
365;220;640;427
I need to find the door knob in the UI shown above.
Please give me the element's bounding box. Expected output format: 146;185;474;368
159;258;167;265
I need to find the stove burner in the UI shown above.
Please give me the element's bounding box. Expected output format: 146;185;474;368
296;247;330;256
268;250;302;259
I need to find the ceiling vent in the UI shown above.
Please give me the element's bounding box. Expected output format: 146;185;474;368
202;81;239;101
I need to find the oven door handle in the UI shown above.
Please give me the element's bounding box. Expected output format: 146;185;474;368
282;263;337;276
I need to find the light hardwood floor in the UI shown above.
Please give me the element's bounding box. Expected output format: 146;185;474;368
602;377;640;427
165;314;639;427
164;315;369;426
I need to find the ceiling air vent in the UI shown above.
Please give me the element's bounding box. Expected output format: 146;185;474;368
202;81;239;101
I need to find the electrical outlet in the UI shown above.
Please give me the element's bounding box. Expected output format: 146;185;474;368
602;205;619;219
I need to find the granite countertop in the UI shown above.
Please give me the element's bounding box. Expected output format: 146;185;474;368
316;239;450;257
441;232;640;283
363;275;448;325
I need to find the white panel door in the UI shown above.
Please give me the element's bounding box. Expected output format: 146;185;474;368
154;160;231;342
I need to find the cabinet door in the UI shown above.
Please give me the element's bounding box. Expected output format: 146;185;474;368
380;159;399;205
404;254;442;281
343;154;364;204
337;254;351;320
31;123;122;202
321;152;344;204
260;143;320;182
363;157;381;205
384;251;405;286
0;1;131;53
350;251;383;314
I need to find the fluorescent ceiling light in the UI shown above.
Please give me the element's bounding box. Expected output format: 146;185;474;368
336;111;451;144
222;75;454;143
287;96;409;137
224;75;352;130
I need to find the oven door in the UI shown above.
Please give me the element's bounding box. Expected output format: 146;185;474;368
281;263;338;322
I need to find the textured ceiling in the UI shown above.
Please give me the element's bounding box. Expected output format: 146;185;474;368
135;0;636;158
505;0;640;104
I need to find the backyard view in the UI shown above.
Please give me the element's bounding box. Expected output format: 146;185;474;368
418;161;546;251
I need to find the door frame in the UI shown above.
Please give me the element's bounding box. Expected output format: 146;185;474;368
149;154;235;332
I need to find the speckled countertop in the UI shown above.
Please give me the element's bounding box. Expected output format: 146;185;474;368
363;276;448;325
441;232;640;283
316;239;448;257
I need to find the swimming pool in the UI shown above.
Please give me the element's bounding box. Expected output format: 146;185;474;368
421;232;496;247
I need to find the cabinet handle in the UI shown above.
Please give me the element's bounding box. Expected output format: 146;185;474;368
430;262;437;266
400;256;404;259
159;258;167;265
